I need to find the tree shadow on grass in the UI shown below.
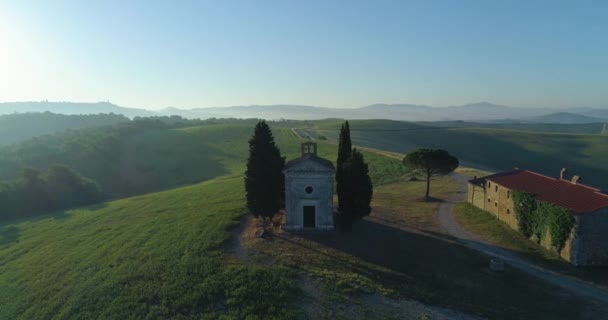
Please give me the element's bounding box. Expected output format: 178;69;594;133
295;219;595;320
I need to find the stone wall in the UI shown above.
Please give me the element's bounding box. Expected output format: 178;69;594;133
467;184;486;210
572;208;608;265
468;181;518;229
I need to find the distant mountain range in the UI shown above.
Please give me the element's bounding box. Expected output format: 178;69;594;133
0;102;152;118
1;101;608;123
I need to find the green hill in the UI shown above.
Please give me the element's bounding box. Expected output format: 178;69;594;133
0;175;301;319
317;120;608;188
0;112;130;146
0;122;408;319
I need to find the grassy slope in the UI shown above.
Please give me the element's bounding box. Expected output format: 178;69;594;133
317;120;608;187
0;175;297;319
453;202;560;261
0;124;408;319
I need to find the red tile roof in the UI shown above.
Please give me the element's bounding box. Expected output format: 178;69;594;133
469;169;608;215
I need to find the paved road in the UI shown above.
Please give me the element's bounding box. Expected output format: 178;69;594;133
437;173;608;304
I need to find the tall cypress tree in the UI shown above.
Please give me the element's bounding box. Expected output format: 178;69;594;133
245;121;285;230
336;120;352;214
343;149;373;220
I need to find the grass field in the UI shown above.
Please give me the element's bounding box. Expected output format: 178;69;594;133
1;121;605;319
0;174;300;319
453;202;561;261
316;120;608;188
0;124;409;319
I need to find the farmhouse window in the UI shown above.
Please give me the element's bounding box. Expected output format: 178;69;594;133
495;186;498;192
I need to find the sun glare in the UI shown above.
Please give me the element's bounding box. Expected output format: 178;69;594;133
0;12;41;100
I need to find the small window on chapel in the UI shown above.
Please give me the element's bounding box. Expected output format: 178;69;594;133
488;182;491;188
495;186;498;192
488;198;491;203
507;209;510;214
495;201;498;207
507;191;511;199
305;186;314;194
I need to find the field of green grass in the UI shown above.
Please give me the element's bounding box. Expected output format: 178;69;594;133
0;123;410;319
316;120;608;187
0;174;300;319
1;120;605;319
453;202;561;261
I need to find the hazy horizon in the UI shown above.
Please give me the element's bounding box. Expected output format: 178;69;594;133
2;1;607;109
2;100;608;112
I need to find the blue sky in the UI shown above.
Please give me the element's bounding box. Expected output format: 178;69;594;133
1;0;607;109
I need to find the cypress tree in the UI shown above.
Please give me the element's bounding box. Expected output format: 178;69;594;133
343;149;373;220
336;120;352;214
245;121;285;230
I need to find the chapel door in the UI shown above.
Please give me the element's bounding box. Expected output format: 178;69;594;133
303;206;316;228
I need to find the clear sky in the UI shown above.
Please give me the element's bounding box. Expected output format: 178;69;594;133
1;0;607;109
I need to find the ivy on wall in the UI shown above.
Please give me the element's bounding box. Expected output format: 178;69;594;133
512;191;576;252
512;191;536;237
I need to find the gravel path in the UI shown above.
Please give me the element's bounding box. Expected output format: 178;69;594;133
437;173;608;305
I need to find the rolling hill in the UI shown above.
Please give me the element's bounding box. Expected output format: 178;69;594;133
0;119;406;214
0;102;153;118
0;112;130;145
1;120;605;318
529;112;605;124
315;120;608;189
0;122;413;319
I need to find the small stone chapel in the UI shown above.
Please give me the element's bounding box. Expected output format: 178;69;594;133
283;142;335;231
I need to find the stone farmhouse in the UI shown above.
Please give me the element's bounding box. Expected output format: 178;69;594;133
468;168;608;266
283;142;335;231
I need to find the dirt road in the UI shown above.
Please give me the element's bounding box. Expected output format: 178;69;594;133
437;173;608;305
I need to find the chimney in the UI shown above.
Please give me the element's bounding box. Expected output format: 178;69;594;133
560;168;568;180
571;175;582;184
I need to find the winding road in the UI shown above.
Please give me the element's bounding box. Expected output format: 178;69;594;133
437;173;608;305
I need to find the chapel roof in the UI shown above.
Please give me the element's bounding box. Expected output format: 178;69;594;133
284;154;335;171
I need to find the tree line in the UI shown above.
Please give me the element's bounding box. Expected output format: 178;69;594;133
0;112;130;145
0;165;103;220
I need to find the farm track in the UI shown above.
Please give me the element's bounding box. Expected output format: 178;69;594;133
437;173;608;305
